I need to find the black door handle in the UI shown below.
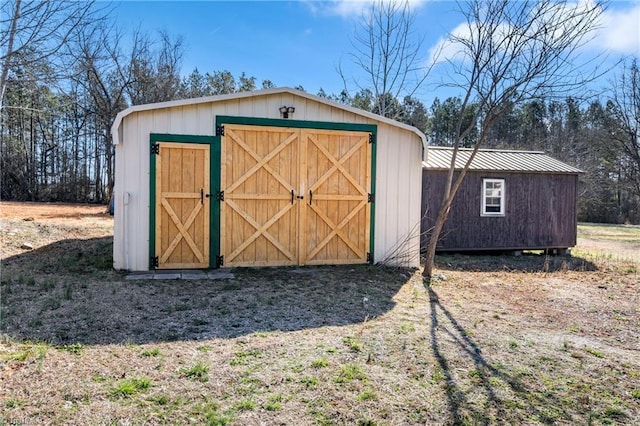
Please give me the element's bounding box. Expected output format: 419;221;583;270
309;189;312;205
291;189;294;204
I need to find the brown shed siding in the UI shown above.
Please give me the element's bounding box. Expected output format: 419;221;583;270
421;170;578;251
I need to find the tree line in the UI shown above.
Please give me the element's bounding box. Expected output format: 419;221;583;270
1;0;638;227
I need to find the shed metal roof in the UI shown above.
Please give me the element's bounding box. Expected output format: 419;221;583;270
423;146;582;174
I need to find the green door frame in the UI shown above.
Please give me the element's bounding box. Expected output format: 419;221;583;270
215;116;377;264
149;133;221;269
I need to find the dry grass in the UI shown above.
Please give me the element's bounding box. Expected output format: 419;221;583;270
1;203;639;425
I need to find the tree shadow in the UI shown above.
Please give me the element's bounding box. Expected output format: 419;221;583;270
0;237;411;345
433;251;598;273
427;285;573;424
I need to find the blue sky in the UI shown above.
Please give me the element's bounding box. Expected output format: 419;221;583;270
112;0;640;106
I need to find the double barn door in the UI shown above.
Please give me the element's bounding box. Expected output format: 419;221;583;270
220;124;372;267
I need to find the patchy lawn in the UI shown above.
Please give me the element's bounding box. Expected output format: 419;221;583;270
1;202;638;425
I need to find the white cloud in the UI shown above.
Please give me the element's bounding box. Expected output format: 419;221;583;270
426;22;468;66
304;0;428;20
594;2;640;54
425;0;633;67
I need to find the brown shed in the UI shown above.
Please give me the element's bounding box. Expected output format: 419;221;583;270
421;147;582;252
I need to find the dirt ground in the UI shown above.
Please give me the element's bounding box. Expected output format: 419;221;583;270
0;201;109;221
0;202;638;425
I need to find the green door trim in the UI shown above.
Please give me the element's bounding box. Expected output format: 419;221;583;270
215;116;377;264
149;133;220;269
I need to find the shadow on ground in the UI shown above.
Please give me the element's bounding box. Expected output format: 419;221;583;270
427;285;573;424
433;251;598;273
1;237;412;345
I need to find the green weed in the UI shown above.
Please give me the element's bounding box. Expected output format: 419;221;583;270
197;345;213;352
334;363;366;383
64;283;73;300
179;362;210;382
357;388;377;401
40;279;56;291
109;377;152;399
343;337;361;352
5;398;21;408
229;349;262;366
311;357;329;368
140;348;161;357
233;398;255;411
60;343;84;356
264;394;283;411
585;348;604;358
300;376;318;389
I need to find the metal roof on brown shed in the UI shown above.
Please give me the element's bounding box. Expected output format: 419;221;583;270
423;146;582;174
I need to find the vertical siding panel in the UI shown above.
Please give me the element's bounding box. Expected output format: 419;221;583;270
116;92;425;269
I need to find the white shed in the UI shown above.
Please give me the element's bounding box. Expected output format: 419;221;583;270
111;88;425;271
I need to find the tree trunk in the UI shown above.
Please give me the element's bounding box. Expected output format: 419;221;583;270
422;194;452;279
0;0;21;109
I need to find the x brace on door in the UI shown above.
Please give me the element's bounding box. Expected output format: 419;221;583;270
304;132;370;261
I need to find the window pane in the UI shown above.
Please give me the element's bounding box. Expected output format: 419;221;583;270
482;179;504;215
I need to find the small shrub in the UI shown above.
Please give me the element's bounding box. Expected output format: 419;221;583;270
630;390;640;399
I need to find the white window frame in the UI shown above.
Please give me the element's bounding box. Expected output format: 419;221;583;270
481;178;505;216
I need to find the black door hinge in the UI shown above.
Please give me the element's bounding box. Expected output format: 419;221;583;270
150;256;159;268
151;143;160;155
217;191;224;201
216;125;225;136
368;193;375;203
366;252;373;263
216;255;224;267
369;133;375;144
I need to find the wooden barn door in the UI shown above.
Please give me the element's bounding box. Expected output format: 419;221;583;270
301;130;371;265
220;124;372;267
221;125;299;267
154;142;210;269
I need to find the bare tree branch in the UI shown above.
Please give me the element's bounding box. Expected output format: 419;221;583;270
423;0;605;279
